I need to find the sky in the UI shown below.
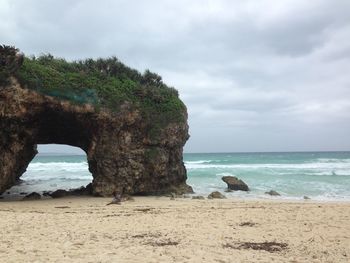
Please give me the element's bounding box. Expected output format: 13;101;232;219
1;0;350;153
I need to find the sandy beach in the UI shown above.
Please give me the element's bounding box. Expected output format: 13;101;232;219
0;197;349;263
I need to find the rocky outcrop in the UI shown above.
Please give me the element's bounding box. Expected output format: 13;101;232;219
0;48;192;197
222;176;249;191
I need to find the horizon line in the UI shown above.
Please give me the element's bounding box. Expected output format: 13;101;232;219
37;150;350;156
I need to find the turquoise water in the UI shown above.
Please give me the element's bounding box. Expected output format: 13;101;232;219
4;152;350;201
185;152;350;200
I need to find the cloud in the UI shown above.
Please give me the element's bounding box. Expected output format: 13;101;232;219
1;0;350;152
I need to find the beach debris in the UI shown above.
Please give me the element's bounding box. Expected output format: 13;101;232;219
134;208;153;212
208;191;226;199
55;206;70;209
106;191;122;205
170;192;176;200
131;232;160;239
192;195;205;200
222;176;249;191
265;190;281;196
22;192;41;201
223;241;288;252
303;196;311;200
121;195;135;202
239;221;257;227
146;239;179;247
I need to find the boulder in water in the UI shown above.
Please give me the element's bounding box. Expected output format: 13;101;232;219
222;176;249;191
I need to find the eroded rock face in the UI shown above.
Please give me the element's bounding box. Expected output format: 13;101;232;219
0;79;192;196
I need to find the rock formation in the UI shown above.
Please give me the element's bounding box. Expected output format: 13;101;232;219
222;176;249;191
0;46;192;196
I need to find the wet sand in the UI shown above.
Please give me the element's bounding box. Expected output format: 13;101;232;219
0;197;349;262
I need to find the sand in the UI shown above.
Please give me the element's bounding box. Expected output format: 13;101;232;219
0;197;349;263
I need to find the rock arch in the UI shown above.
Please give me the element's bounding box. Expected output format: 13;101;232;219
0;79;192;196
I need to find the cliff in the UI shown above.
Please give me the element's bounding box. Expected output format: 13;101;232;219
0;45;192;196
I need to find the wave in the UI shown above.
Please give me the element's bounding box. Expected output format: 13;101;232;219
27;162;89;172
21;173;92;181
185;162;350;171
185;160;212;164
316;158;350;163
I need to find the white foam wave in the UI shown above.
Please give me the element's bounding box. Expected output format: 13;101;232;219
185;162;350;172
21;172;92;181
316;158;350;163
27;162;89;172
185;160;212;164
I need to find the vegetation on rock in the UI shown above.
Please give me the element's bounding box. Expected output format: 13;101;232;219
0;45;186;134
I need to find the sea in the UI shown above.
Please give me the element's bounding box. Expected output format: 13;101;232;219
3;151;350;201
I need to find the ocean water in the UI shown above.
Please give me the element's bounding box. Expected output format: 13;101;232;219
4;152;350;201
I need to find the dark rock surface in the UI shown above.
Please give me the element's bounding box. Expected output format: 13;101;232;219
70;183;93;196
0;78;191;196
22;192;41;200
222;176;249;191
49;189;70;199
265;190;281;196
208;191;226;199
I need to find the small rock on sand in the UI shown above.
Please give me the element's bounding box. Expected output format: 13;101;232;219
22;192;41;200
208;191;226;199
265;190;281;196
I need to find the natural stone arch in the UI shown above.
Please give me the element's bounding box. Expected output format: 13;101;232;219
0;79;192;196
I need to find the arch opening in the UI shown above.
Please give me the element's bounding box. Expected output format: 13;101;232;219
0;144;93;200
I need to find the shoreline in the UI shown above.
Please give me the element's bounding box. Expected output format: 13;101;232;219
1;196;349;262
2;191;350;203
0;192;350;204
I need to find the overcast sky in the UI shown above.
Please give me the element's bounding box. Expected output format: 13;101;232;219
1;0;350;153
